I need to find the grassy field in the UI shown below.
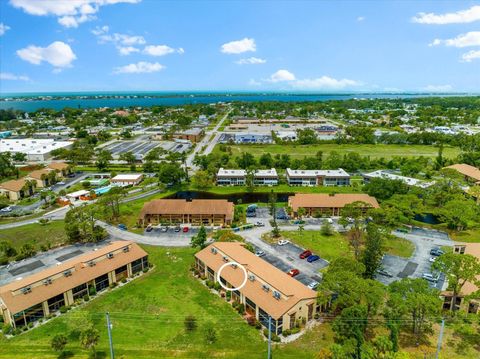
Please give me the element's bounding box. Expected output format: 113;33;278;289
280;229;414;260
0;221;67;252
1;244;476;359
213;143;460;160
383;236;415;258
200;183;363;195
0;245;334;359
280;230;352;261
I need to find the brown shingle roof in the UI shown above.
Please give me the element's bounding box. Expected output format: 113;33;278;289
444;164;480;182
0;241;147;314
47;162;69;171
457;242;480;297
139;199;234;221
195;242;316;319
0;178;27;192
288;193;379;210
27;168;53;180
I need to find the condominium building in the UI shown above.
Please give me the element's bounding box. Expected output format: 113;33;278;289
442;243;480;314
216;168;278;186
444;163;480;183
285;168;350;186
0;241;148;328
288;193;379;217
195;242;318;335
138;199;234;226
0;178;34;201
363;170;433;188
217;168;246;186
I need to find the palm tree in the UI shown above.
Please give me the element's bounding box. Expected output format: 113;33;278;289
80;328;99;358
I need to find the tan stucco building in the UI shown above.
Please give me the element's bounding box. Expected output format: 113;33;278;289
195;242;318;335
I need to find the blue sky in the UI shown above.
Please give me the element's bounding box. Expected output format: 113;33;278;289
1;0;479;93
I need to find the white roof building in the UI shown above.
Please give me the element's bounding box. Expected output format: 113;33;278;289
363;170;434;188
111;173;144;186
0;138;73;161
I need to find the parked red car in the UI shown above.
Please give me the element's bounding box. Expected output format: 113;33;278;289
299;250;312;259
287;269;300;277
183;227;189;233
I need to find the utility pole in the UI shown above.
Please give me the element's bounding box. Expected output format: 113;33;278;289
267;316;272;359
106;312;115;359
435;318;445;359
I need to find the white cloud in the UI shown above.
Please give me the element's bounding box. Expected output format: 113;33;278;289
267;69;296;83
113;61;165;74
221;38;256;54
461;50;480;62
357;16;365;22
413;5;480;24
117;46;139;55
16;41;76;70
10;0;141;28
143;45;184;56
235;57;266;65
0;23;11;36
293;76;360;89
422;84;453;92
248;79;262;86
0;72;30;81
430;31;480;48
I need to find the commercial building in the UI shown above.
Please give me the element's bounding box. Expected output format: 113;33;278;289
111;173;144;186
138;199;234;227
441;243;480;314
0;138;73;162
288;193;379;217
0;178;34;201
363;170;433;188
173;128;204;143
195;242;318;335
0;241;148;328
286;168;350;186
216;168;278;186
219;133;273;144
444;164;480;183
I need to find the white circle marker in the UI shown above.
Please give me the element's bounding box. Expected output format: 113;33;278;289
216;261;248;291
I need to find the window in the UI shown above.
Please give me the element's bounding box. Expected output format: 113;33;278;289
131;258;143;274
48;293;65;312
72;283;88;300
94;273;110;292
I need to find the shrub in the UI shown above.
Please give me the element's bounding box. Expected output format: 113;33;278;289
282;329;291;336
59;306;68;314
226;291;231;301
121;278;127;284
27;322;33;329
255;320;262;329
291;327;301;334
247;316;256;326
142;267;149;273
83;295;90;302
213;282;221;291
271;333;281;342
2;324;12;335
88;287;97;296
314;313;320;320
236;304;245;315
184;315;197;332
12;328;21;336
205;280;214;288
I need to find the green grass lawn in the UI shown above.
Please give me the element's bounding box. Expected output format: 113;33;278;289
0;245;335;359
383;236;415;258
280;230;352;262
213;143;460;160
190;184;363;195
0;221;67;252
1;245;475;358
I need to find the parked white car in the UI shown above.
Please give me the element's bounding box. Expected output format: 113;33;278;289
0;206;12;212
277;240;290;246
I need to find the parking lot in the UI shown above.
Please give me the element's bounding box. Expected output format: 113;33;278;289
376;228;452;289
103;140;162;160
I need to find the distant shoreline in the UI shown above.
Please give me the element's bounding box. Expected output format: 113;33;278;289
0;92;477;112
